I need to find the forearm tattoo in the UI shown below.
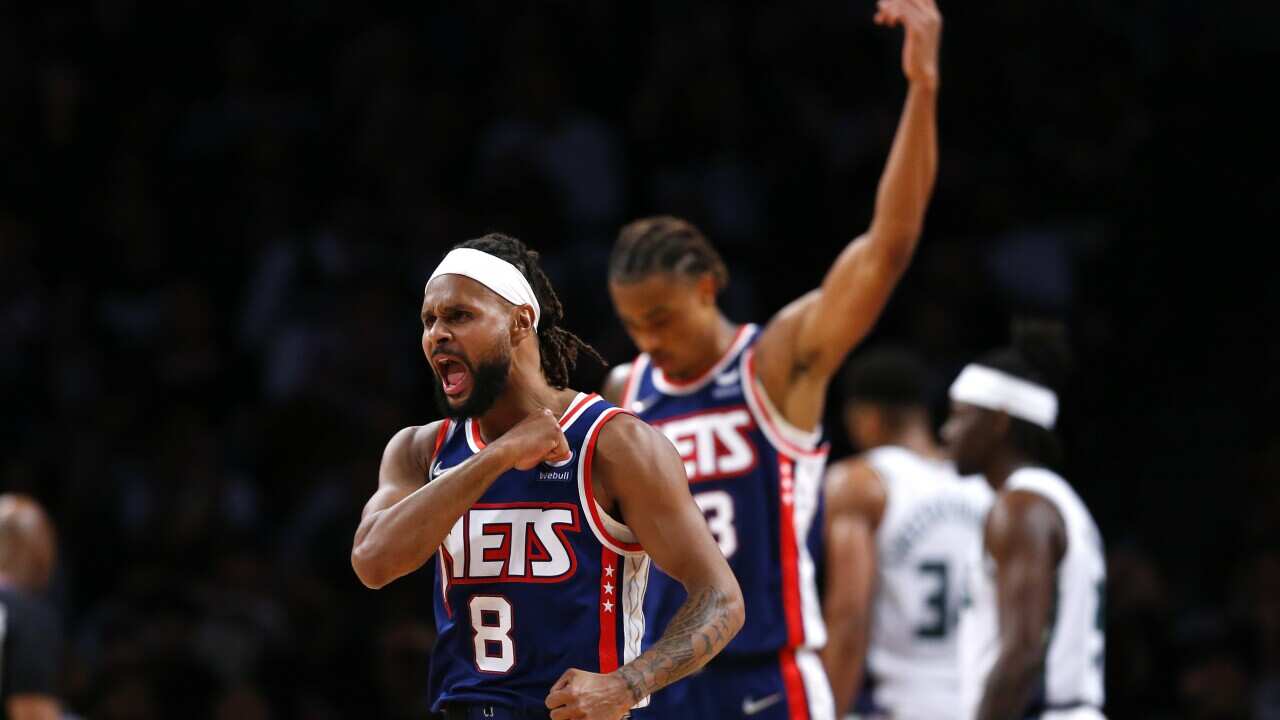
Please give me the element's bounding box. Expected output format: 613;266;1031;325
616;586;736;702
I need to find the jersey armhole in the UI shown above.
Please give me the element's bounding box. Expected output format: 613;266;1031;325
857;458;892;537
620;356;648;409
578;408;645;556
741;348;827;459
431;419;452;460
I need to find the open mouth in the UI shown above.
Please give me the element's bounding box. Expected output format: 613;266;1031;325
435;355;472;398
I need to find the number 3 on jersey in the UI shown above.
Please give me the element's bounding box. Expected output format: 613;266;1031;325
470;595;515;673
694;490;738;558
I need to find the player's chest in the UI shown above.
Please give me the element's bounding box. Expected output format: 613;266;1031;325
440;497;591;585
639;399;768;484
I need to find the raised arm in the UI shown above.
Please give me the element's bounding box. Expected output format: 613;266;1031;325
821;458;887;716
977;490;1067;720
544;414;744;720
351;411;570;589
753;0;941;430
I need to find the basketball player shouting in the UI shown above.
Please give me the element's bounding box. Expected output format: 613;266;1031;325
602;1;943;716
943;325;1106;720
352;234;743;720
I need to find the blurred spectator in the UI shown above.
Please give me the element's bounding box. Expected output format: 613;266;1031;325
0;494;63;719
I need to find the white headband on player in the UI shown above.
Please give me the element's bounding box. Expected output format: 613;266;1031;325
949;363;1058;429
428;248;541;329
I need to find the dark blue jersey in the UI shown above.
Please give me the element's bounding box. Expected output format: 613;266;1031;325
427;393;652;713
619;325;828;660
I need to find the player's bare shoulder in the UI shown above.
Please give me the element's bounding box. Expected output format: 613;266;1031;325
601;362;634;405
754;291;821;368
381;420;449;484
592;411;684;494
826;455;888;520
985;488;1066;559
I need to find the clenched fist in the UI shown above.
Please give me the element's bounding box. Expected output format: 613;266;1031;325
544;668;634;720
492;408;572;471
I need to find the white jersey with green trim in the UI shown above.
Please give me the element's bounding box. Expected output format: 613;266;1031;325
958;467;1106;720
862;446;992;720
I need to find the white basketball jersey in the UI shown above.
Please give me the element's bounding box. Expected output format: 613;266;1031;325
958;467;1106;720
863;446;993;720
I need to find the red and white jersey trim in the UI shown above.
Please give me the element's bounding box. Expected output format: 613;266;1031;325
597;549;652;709
620;356;648;411
741;348;827;459
463;393;602;454
577;407;646;557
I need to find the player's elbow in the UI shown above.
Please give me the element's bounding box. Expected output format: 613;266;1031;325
866;222;921;270
722;578;746;639
351;538;395;589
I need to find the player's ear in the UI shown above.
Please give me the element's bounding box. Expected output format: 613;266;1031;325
511;305;536;343
695;272;718;305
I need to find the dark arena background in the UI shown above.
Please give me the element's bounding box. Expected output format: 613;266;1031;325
1;1;1276;718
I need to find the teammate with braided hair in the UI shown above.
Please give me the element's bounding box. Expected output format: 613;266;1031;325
352;233;744;720
944;321;1107;720
603;1;944;717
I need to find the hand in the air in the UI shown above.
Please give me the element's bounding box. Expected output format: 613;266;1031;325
874;0;943;89
544;668;633;720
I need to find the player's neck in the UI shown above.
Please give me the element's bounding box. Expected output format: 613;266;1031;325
984;452;1034;491
477;373;577;441
891;425;943;459
684;314;739;380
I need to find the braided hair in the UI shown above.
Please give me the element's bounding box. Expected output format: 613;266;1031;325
609;216;729;290
454;233;605;389
978;318;1074;468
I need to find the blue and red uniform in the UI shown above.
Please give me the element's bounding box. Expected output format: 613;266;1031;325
621;325;835;720
427;393;653;718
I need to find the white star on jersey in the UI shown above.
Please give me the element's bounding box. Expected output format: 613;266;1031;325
604;582;614;594
603;600;614;612
604;565;614;577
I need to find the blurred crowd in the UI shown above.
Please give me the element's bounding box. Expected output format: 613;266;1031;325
1;1;1276;718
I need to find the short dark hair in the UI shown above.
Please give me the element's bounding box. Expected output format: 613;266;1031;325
978;318;1074;467
453;233;605;389
609;216;729;291
842;346;931;408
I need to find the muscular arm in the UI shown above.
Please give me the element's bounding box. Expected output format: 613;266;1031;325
545;415;743;718
976;490;1067;720
604;416;744;700
352;415;567;589
821;459;886;716
6;697;60;720
752;0;941;431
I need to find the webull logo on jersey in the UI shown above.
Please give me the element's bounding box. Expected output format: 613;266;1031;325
441;503;581;584
654;406;758;482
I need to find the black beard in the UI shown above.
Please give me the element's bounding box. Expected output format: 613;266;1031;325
432;348;512;420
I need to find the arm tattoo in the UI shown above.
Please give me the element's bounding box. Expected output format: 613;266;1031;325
615;586;736;702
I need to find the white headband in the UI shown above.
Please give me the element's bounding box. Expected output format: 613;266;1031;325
949;363;1058;429
428;248;541;328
